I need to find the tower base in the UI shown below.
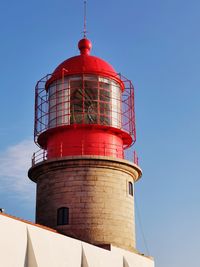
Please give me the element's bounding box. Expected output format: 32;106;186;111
28;156;142;252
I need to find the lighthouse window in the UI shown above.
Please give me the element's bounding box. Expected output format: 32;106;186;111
48;79;70;128
68;75;121;127
100;88;110;101
84;80;98;124
128;182;133;196
85;80;98;100
57;207;69;225
99;79;111;125
70;80;84;124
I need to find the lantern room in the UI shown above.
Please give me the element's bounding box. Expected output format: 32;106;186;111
33;38;136;161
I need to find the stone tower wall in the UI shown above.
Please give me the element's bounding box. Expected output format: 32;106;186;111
28;156;142;252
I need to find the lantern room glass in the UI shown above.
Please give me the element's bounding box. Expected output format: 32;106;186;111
48;75;122;129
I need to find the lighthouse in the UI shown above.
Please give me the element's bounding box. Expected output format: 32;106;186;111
28;37;142;252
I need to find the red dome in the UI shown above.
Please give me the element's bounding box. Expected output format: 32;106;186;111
48;38;122;85
54;54;117;77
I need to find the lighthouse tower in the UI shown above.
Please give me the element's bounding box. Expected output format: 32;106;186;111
28;38;142;252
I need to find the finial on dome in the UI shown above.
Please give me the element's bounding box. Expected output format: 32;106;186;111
78;38;92;55
78;1;91;55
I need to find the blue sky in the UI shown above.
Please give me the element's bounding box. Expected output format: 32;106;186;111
0;1;200;266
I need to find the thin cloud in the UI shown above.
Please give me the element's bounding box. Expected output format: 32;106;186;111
0;139;37;201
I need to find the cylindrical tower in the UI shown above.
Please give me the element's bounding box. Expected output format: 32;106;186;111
28;38;142;252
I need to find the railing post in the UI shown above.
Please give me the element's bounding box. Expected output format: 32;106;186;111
61;143;63;157
32;153;35;166
81;141;84;155
134;150;139;165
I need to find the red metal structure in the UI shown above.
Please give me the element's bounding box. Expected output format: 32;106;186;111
33;38;136;163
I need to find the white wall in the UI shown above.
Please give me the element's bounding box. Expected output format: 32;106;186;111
0;214;154;267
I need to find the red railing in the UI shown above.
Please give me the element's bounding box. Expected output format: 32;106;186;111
32;149;47;166
32;146;139;166
32;143;124;166
133;150;139;165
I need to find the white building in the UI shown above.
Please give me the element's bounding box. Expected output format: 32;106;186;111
0;213;154;267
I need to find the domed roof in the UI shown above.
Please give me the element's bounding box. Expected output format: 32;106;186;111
51;38;119;81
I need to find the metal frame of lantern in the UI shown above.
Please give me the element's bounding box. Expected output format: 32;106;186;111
34;72;136;147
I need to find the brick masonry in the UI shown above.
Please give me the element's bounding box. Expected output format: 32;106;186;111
28;156;142;252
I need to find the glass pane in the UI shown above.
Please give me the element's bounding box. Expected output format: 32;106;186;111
70;80;83;124
84;80;98;124
48;79;70;127
84;80;98;100
111;81;121;128
100;89;110;101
